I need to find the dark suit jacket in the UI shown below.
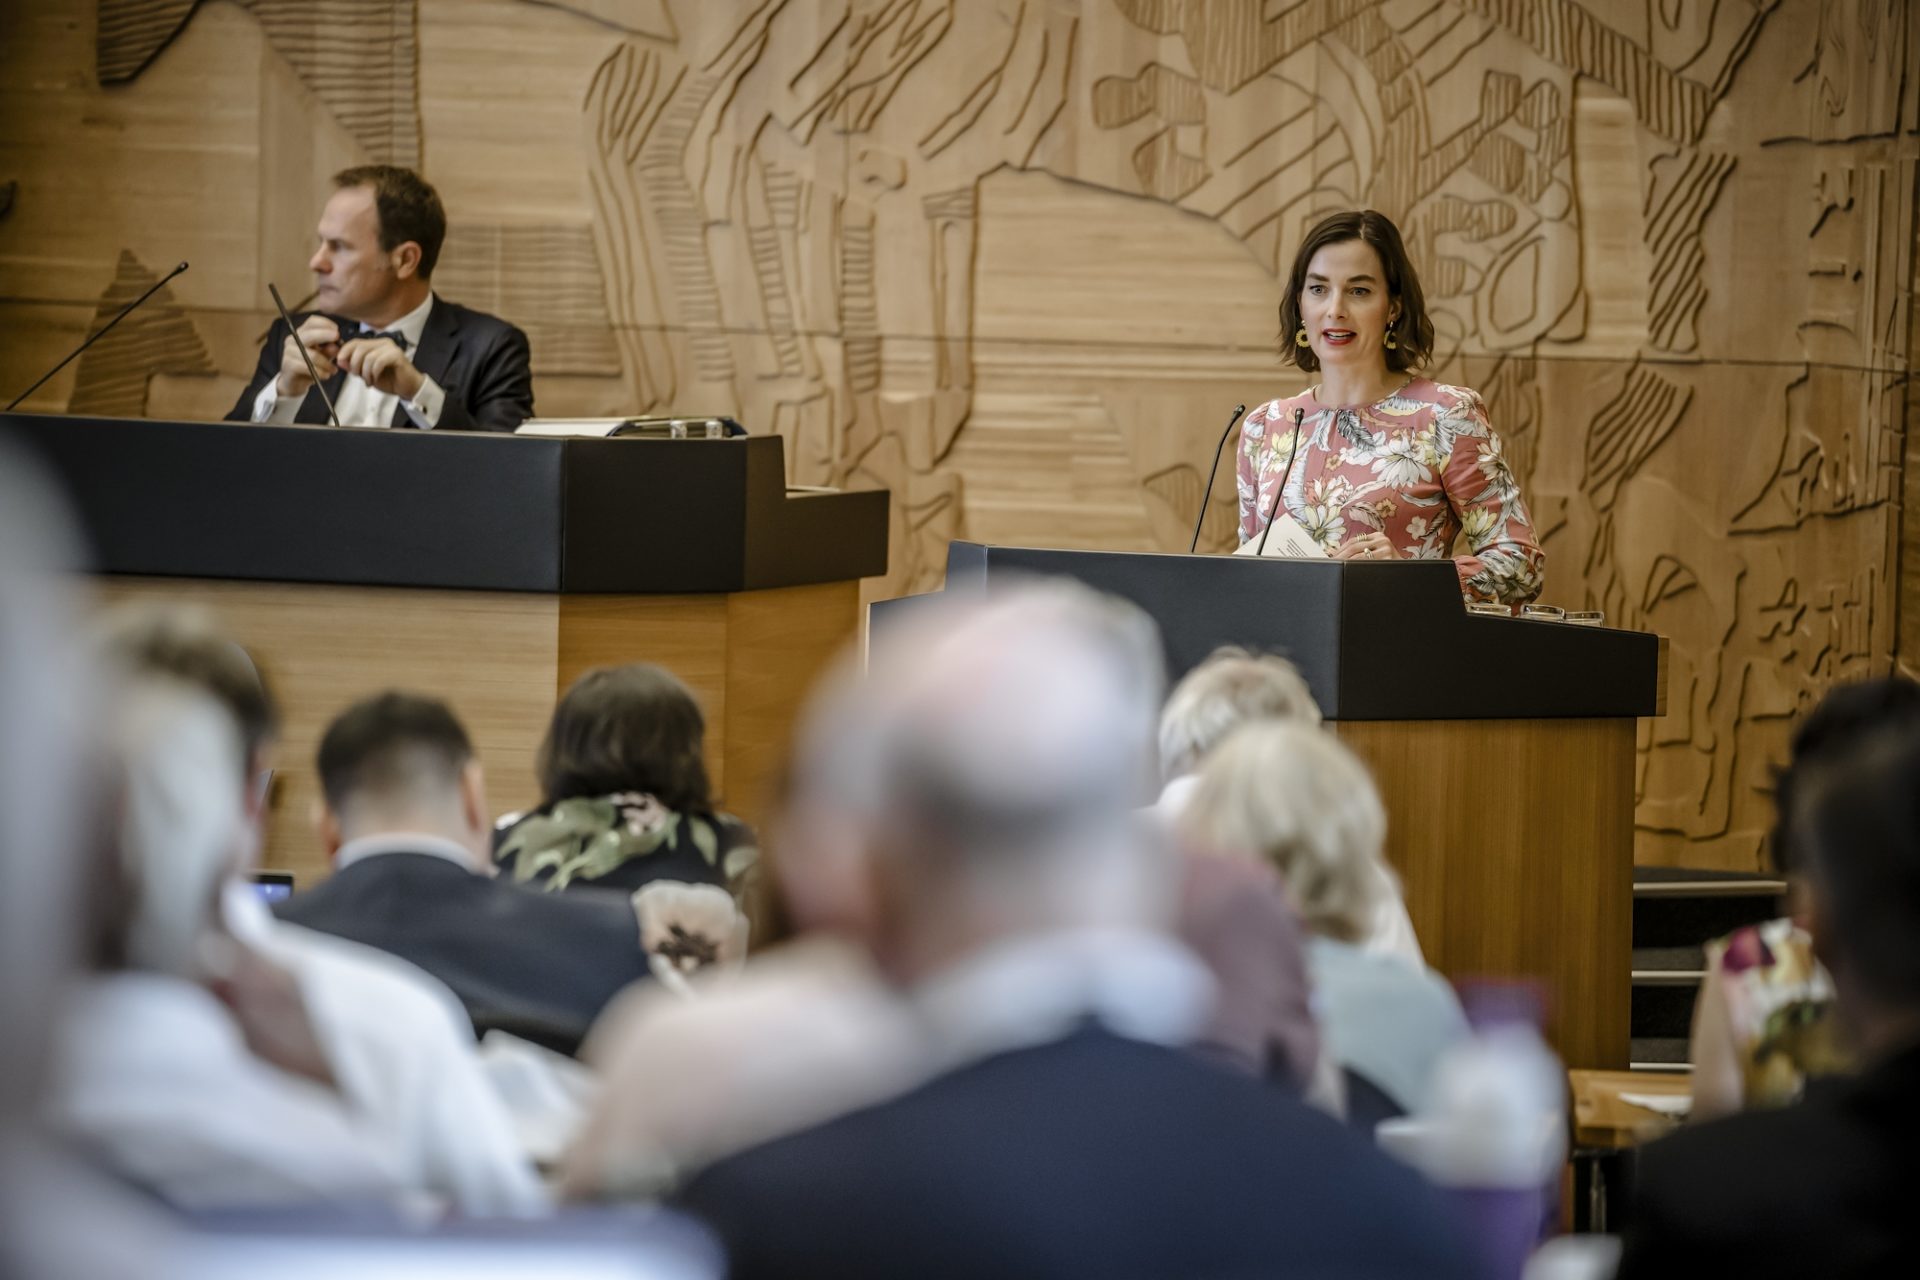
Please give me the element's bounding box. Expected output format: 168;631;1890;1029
677;1026;1477;1280
273;851;648;1056
224;295;533;432
1619;1039;1920;1278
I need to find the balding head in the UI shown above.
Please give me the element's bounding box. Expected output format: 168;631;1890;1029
801;581;1168;978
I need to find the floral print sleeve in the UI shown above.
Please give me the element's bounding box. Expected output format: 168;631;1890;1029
1705;919;1848;1109
1435;389;1545;606
1235;380;1545;606
1235;402;1269;541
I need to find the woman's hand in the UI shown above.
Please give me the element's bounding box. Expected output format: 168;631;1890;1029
1332;530;1402;561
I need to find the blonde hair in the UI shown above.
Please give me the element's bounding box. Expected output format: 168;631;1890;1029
1179;722;1388;942
1158;646;1321;782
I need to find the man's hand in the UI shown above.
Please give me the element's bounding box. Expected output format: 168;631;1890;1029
275;315;341;397
337;336;425;401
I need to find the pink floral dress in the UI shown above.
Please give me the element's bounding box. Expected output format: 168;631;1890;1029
1236;378;1545;605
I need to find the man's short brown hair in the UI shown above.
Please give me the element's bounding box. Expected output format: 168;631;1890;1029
94;604;279;776
333;164;447;279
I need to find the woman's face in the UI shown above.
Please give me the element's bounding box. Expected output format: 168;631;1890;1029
1298;238;1398;374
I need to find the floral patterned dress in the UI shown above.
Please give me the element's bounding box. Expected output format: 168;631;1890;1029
1235;378;1545;605
1706;918;1849;1110
493;791;758;899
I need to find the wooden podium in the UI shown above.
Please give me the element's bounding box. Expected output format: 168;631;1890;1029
6;413;888;887
943;542;1665;1070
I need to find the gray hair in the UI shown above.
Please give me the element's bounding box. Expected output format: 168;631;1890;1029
1179;721;1388;942
1157;646;1321;782
103;678;248;977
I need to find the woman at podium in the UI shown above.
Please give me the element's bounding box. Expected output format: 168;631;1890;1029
1236;210;1544;606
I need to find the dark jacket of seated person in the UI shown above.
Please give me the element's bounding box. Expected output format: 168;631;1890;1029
1620;711;1920;1279
1619;1041;1920;1278
275;690;647;1057
224;164;531;433
677;1023;1477;1280
227;299;532;433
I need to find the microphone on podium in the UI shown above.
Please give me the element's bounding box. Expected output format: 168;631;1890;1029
1188;403;1247;553
4;261;190;412
1254;407;1307;557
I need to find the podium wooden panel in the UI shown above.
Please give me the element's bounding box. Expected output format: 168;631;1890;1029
93;577;857;887
1333;718;1636;1074
6;413;888;889
941;542;1662;1070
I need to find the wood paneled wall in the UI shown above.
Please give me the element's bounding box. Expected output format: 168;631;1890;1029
4;1;1917;872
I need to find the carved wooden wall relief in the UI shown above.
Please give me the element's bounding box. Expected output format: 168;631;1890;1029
1455;0;1776;145
95;0;201;83
436;224;622;376
65;250;213;418
1643;150;1736;355
3;0;1919;870
98;0;421;164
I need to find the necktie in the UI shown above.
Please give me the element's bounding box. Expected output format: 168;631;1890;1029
357;326;410;352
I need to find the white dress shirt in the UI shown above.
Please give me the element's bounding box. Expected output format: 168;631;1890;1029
332;831;482;873
48;972;409;1209
251;293;447;429
911;928;1215;1075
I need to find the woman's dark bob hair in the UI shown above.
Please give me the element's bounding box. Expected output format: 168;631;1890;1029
537;663;713;813
1278;209;1434;374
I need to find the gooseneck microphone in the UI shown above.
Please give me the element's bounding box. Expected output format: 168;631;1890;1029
1188;403;1247;553
1254;407;1308;556
266;282;340;428
5;261;189;411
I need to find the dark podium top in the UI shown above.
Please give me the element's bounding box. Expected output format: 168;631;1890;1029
4;414;888;594
943;541;1661;721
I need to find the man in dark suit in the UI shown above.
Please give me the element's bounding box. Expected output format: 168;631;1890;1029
1620;696;1920;1278
674;584;1474;1279
226;165;532;432
275;691;648;1056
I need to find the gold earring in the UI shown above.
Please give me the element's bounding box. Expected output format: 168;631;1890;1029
1295;327;1310;348
1384;327;1399;351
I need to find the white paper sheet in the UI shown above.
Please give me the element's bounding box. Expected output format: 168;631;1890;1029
1233;512;1327;560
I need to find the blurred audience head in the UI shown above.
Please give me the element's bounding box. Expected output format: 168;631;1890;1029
1157;646;1320;783
538;663;713;813
0;447;90;1124
1180;721;1388;944
1772;675;1920;875
1789;718;1920;1051
316;691;486;862
93;679;249;978
808;580;1167;980
93;604;277;812
745;760;850;947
